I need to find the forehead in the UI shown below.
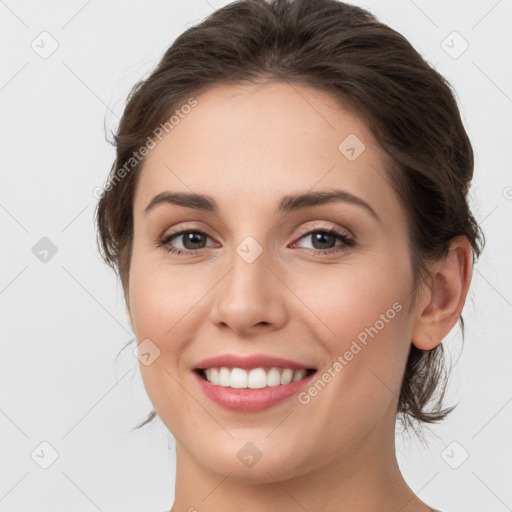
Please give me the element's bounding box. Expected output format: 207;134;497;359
134;81;401;226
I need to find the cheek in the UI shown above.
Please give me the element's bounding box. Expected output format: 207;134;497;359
312;248;413;392
128;255;202;421
127;250;217;380
313;248;410;333
129;248;199;339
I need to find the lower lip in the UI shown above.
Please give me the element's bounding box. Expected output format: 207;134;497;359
193;370;317;412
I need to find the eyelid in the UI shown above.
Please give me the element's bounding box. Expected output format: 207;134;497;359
160;221;352;244
161;221;217;239
158;220;356;257
290;225;355;252
294;221;354;240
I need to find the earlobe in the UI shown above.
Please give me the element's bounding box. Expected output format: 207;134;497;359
411;236;473;351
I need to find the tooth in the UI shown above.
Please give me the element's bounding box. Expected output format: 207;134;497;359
292;369;306;382
230;367;247;388
280;368;293;385
219;367;231;386
267;367;281;387
248;368;267;389
202;366;311;388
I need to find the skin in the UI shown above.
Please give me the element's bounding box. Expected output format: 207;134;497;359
126;81;473;512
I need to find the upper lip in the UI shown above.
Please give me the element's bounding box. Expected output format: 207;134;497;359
194;353;316;371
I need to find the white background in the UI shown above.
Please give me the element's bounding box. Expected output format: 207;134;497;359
1;1;511;511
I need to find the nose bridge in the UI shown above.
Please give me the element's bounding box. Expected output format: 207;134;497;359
222;210;275;281
209;227;287;333
226;232;272;297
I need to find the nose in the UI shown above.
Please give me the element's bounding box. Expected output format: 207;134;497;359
209;243;288;337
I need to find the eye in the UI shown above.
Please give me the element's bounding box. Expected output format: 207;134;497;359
291;226;355;256
157;226;355;256
158;229;215;255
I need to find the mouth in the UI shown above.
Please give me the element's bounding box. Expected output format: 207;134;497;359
193;367;317;389
192;365;318;412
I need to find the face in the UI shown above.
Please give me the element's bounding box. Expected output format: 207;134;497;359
128;81;420;482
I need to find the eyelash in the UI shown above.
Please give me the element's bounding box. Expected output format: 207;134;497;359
158;226;355;257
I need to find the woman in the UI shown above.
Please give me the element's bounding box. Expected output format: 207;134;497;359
95;0;484;510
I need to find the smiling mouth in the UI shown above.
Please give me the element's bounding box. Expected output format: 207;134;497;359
194;367;317;389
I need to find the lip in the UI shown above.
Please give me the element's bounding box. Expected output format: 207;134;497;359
194;353;316;371
192;369;317;412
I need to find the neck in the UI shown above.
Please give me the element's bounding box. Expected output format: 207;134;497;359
169;413;434;512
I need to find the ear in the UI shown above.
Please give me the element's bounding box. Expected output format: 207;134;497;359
411;236;473;350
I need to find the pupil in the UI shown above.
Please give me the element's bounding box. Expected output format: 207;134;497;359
184;232;204;249
313;232;335;250
181;232;336;251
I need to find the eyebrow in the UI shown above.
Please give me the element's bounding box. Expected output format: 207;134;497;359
143;189;379;221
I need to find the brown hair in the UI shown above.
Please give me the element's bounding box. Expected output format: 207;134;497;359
95;0;484;434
